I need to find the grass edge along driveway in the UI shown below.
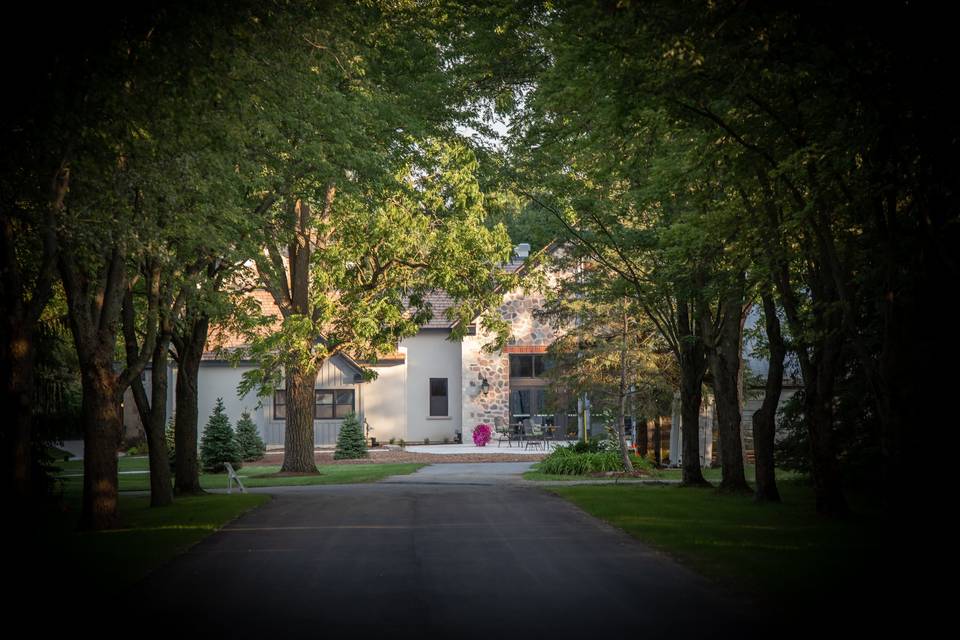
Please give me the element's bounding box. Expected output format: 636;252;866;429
548;482;892;617
37;493;270;592
55;459;426;492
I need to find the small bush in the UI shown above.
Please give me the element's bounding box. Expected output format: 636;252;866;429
200;398;242;473
423;437;430;446
538;445;656;476
389;437;396;445
334;412;368;460
235;410;267;461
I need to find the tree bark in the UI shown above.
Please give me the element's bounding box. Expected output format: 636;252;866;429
129;338;173;507
616;304;634;473
172;313;208;496
678;300;709;486
60;244;159;530
753;291;784;502
78;355;123;531
754;172;848;516
701;275;751;494
638;415;649;458
2;321;37;502
653;416;662;466
1;163;65;501
124;286;174;507
282;365;319;473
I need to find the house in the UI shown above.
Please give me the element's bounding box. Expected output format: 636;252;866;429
124;243;570;448
122;243;798;463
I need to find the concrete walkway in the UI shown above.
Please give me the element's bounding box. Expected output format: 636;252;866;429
404;442;571;455
121;470;751;638
383;461;537;484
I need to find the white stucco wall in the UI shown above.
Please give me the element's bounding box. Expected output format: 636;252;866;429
178;364;266;440
400;330;462;443
364;356;407;445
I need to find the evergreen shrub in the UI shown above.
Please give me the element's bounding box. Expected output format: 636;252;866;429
235;410;267;461
334;412;368;460
200;398;242;473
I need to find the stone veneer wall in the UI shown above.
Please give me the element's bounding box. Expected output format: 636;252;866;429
461;287;558;443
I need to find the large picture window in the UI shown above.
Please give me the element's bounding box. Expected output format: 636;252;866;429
509;354;548;378
273;389;354;420
429;378;448;417
315;389;355;419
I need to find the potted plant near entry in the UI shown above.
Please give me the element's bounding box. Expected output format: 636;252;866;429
473;423;492;447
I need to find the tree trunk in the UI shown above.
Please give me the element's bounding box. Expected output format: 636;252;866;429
753;292;783;503
703;279;751;494
173;314;207;496
282;365;319;473
132;338;173;507
79;356;123;531
677;299;709;487
3;321;37;502
616;305;634;473
805;367;848;517
638;415;649;458
653;417;662;466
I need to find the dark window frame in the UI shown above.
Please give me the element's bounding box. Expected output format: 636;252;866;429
273;390;286;420
315;389;355;420
273;388;355;421
509;354;549;379
429;377;449;417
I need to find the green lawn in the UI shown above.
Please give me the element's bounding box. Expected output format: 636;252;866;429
55;458;424;492
549;481;894;613
36;492;269;590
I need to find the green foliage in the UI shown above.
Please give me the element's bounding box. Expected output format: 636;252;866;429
235;411;266;462
164;417;176;472
539;445;656;476
333;412;368;460
199;399;242;473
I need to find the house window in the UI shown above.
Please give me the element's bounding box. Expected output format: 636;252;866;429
315;389;355;419
509;355;548;378
429;378;448;417
274;389;354;420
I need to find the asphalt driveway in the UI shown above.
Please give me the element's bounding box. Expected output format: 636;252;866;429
122;465;752;638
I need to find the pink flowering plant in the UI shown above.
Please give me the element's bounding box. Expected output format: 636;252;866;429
472;423;492;447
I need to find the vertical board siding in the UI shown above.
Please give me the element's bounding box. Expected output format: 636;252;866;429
260;358;362;446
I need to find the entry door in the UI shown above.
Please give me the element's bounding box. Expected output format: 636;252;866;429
510;387;549;425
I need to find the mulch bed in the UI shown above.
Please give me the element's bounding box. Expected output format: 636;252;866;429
252;448;547;466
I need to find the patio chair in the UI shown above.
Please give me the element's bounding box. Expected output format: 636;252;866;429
524;422;545;451
494;419;513;448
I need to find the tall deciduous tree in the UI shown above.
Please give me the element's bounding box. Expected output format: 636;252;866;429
223;3;513;473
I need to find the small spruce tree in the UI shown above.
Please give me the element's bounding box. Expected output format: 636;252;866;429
236;410;267;462
334;412;368;460
200;398;242;473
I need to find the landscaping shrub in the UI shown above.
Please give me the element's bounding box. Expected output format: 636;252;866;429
334;412;368;459
200;398;242;473
539;444;656;475
235;410;267;461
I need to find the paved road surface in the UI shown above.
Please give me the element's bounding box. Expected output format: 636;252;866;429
122;465;752;638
